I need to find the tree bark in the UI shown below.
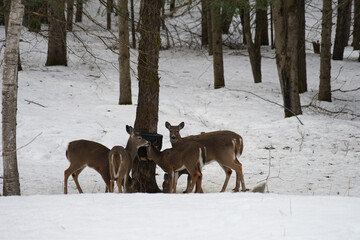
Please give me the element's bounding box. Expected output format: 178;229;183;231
107;0;113;30
221;3;234;34
118;0;132;105
211;0;225;89
2;0;24;196
24;0;42;32
75;0;82;22
298;0;307;93
273;0;302;118
130;0;136;48
353;0;360;50
333;0;351;60
206;0;213;55
319;0;333;102
46;0;67;66
244;0;262;83
201;0;208;46
66;0;74;31
170;0;175;12
255;0;269;45
131;0;162;193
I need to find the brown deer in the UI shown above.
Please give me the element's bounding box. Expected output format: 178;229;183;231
64;125;147;194
165;121;246;192
146;141;206;193
108;127;149;193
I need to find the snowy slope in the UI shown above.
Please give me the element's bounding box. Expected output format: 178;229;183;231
0;0;359;239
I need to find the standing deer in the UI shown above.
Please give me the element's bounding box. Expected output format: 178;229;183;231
146;141;206;193
108;126;149;193
64;125;146;194
165;121;246;192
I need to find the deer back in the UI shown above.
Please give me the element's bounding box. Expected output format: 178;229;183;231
66;139;110;173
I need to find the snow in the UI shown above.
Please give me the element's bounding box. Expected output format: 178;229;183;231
1;0;360;239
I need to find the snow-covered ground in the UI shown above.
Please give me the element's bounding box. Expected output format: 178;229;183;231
1;0;359;239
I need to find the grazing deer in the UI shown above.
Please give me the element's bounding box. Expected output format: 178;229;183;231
108;127;149;193
165;121;246;192
146;141;206;193
64;125;146;194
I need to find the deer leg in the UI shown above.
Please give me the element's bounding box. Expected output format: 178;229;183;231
225;159;245;192
187;170;202;193
72;167;86;194
235;159;246;192
220;166;232;192
168;171;174;193
194;170;203;193
64;164;85;194
173;171;179;193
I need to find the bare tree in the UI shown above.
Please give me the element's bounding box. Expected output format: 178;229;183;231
2;0;24;196
353;0;360;50
46;0;67;66
243;0;262;83
211;0;225;88
67;0;74;31
75;0;82;22
319;0;333;102
333;0;352;60
255;0;269;45
298;0;307;93
118;0;132;104
273;0;302;117
131;0;162;193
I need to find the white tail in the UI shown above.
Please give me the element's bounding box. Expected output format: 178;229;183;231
108;126;149;193
64;125;148;194
165;121;246;192
146;141;206;193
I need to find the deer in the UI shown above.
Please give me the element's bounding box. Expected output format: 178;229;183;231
165;121;246;192
64;125;147;194
146;140;206;193
108;127;149;193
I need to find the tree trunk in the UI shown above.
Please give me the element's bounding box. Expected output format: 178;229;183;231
353;0;360;50
130;0;136;48
255;0;269;45
75;0;82;22
201;0;208;46
46;0;67;66
273;0;302;118
270;3;274;49
66;0;74;31
221;3;234;34
206;0;213;55
118;0;132;105
170;0;175;12
2;0;24;196
319;0;333;102
131;0;162;193
298;0;307;93
333;0;351;60
240;9;246;44
344;0;352;46
211;1;225;89
107;0;112;30
244;0;262;83
24;0;42;32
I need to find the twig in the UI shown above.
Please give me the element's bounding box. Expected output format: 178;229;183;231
226;88;304;125
2;132;42;156
24;99;47;108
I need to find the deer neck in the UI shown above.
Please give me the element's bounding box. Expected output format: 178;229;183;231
125;140;139;161
147;146;163;165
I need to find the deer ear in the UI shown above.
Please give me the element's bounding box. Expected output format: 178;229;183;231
165;121;171;130
179;122;185;129
126;125;134;135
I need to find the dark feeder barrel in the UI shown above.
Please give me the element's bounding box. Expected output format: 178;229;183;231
137;133;163;161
